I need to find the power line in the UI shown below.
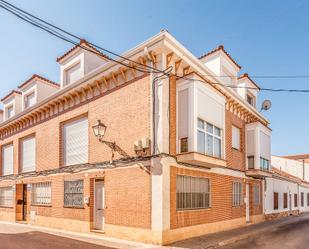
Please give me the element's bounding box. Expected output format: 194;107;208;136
1;0;309;93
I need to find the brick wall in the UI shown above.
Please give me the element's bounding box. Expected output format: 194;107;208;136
225;109;246;172
0;75;151;174
170;166;262;229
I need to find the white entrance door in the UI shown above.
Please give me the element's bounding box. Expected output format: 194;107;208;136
94;180;104;230
246;183;250;222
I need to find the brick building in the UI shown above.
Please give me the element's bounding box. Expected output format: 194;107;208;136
0;31;271;244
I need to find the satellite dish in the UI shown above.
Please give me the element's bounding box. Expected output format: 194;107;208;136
261;100;272;111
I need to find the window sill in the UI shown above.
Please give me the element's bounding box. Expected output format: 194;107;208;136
232;147;241;152
63;206;85;209
0;206;13;209
176;207;211;212
31;204;52;207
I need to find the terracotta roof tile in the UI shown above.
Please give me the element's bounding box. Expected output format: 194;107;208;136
18;74;59;89
57;39;110;63
199;45;242;69
1;90;22;102
238;73;260;90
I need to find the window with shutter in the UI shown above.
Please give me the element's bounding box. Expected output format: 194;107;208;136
63;117;88;166
274;192;278;210
283;193;288;209
294;194;298;207
232;126;240;150
21;136;36;172
2;144;13;175
301;192;304;207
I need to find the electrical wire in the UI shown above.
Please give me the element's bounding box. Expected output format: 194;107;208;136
1;0;309;93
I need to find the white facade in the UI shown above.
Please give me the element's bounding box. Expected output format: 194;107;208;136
265;156;309;216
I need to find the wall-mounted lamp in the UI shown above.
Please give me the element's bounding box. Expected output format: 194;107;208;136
92;120;116;162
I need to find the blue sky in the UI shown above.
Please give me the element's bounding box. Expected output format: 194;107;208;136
0;0;308;155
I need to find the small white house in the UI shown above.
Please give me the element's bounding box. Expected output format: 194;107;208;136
265;155;309;219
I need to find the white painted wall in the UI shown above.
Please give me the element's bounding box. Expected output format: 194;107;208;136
265;177;298;214
176;75;226;157
246;122;271;169
271;156;304;180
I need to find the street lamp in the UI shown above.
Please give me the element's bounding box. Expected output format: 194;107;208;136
92;120;107;140
92;120;116;162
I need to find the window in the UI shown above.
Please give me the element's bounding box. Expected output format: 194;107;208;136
248;156;255;169
232;182;242;206
65;63;81;86
232;126;240;150
2;144;13;176
283;193;288;209
176;175;210;210
63;117;88;166
253;185;260;205
31;182;51;206
260;157;270;171
294;193;298;207
246;93;255;107
64;180;83;208
180;137;188;153
301;192;304;207
274;192;278;210
21;136;36;173
0;187;13;207
197;118;222;158
6;105;14;119
24;92;36;109
307;193;309;207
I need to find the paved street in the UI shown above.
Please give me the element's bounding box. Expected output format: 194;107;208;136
0;231;114;249
170;214;309;249
221;217;309;249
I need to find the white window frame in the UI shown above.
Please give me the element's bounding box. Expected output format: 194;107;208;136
246;92;256;107
21;135;36;173
6;105;14;120
62;116;88;166
2;143;14;176
232;182;242;207
31;182;52;206
64;62;81;86
197;118;222;158
24;91;36;109
0;187;13;207
232;126;241;150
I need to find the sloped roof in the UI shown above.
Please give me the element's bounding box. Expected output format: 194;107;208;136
1;90;22;102
238;73;261;90
199;45;242;69
18;74;59;90
57;39;110;63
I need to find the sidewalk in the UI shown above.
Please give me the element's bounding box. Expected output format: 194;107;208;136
169;213;309;249
0;221;154;249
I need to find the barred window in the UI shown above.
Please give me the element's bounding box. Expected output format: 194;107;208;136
283;193;288;209
176;175;210;210
294;193;298;207
253;185;260;205
232;182;242;206
307;193;309;207
64;180;83;208
31;182;51;206
0;187;13;207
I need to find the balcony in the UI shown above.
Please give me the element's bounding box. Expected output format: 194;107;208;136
245;156;272;178
177;152;227;168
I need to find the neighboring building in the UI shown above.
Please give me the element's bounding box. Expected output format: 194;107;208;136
265;155;309;219
0;31;271;245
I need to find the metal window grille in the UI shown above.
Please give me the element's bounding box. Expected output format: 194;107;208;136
31;182;51;205
64;180;83;208
232;182;242;206
0;187;13;207
176;175;210;210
